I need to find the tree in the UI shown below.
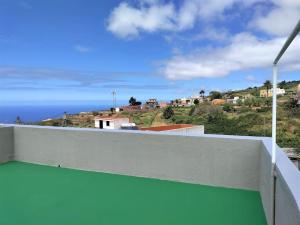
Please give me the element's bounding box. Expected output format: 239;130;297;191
223;104;234;112
263;80;272;98
193;99;199;105
278;80;286;89
163;106;174;119
264;97;272;107
209;91;222;100
252;97;262;107
199;90;205;97
129;97;137;106
244;98;252;108
285;98;300;116
236;99;243;106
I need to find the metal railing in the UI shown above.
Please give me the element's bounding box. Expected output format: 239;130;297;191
271;19;300;225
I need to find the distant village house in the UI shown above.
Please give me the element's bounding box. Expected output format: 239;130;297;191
226;96;240;104
94;116;130;130
140;124;204;135
158;102;169;108
260;88;285;98
119;105;142;112
145;99;159;109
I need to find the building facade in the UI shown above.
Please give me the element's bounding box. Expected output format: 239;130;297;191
260;88;285;97
94;117;130;130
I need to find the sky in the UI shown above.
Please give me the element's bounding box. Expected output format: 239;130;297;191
0;0;299;103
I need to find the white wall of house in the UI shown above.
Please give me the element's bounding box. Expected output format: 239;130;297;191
270;88;286;95
160;125;205;136
95;118;129;130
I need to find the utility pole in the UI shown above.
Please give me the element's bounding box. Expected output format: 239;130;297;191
112;90;116;108
15;116;22;125
63;112;68;126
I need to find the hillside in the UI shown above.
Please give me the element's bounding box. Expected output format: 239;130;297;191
36;80;300;152
122;80;300;151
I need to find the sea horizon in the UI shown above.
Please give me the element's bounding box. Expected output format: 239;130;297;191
0;100;128;124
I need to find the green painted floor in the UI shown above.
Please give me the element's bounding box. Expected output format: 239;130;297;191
0;161;267;225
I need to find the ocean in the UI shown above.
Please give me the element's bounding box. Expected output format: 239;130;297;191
0;101;126;124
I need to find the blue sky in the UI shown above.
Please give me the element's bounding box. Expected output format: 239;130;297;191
0;0;299;103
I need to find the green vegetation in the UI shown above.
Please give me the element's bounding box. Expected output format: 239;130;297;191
263;80;272;96
193;98;199;105
199;89;205;97
125;92;299;151
129;96;137;105
0;161;267;225
222;103;234;112
129;96;141;106
169;97;299;151
209;91;222;100
163;106;174;119
121;110;160;127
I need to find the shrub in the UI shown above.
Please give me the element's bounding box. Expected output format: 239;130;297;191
223;103;234;112
252;97;263;107
193;99;199;105
256;107;270;113
189;106;196;116
244;98;252;108
284;98;300;116
92;111;99;116
209;91;222;100
237;106;251;114
236;99;243;106
163;106;174;119
192;103;222;116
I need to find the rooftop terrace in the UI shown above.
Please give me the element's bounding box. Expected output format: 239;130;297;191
0;161;266;225
0;125;299;225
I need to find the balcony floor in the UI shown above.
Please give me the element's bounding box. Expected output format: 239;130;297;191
0;162;267;225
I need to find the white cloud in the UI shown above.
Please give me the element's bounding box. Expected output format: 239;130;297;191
107;0;261;38
74;45;92;53
107;2;176;38
193;27;229;41
162;33;300;80
251;0;300;36
106;0;300;81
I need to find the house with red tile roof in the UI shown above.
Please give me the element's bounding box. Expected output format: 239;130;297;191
140;124;204;135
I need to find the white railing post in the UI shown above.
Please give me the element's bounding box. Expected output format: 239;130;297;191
271;19;300;225
271;65;277;167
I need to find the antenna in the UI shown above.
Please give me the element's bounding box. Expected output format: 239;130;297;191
112;90;116;108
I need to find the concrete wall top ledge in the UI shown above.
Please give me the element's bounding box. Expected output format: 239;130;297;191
262;138;300;215
1;123;271;141
276;146;300;212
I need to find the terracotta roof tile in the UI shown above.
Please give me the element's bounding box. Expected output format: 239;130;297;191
140;124;194;131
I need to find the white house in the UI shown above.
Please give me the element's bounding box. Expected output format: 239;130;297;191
94;117;130;130
227;96;240;104
190;95;204;104
270;88;286;96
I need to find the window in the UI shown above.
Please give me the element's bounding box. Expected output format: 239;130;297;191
106;121;110;126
